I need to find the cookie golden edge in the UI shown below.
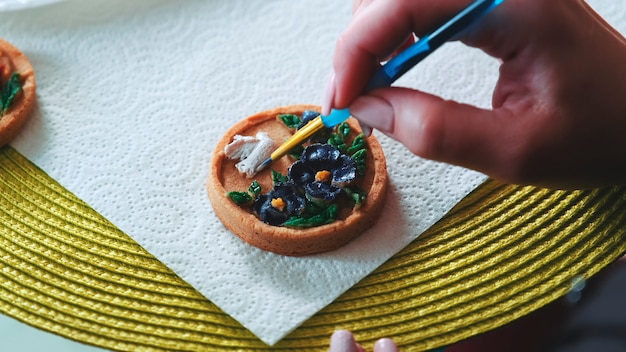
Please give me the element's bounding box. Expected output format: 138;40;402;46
0;38;36;147
207;104;388;256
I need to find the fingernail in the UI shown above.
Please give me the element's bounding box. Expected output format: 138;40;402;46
374;338;399;352
329;330;359;352
359;121;372;137
350;95;393;133
322;71;336;116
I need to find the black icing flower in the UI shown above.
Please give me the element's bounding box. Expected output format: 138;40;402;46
297;110;332;144
252;182;306;226
288;143;357;202
297;110;321;129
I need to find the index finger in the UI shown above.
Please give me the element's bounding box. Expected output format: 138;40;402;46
331;0;475;108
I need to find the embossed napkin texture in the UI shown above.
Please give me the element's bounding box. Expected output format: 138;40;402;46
3;0;621;345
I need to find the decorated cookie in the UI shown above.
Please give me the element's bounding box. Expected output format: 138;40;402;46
0;38;36;147
207;105;388;256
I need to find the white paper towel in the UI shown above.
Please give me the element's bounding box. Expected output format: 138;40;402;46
2;0;623;345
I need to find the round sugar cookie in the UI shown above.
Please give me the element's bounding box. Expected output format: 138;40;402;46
206;104;388;256
0;38;36;147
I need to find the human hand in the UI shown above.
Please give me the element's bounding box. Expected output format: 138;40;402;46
324;0;626;189
329;330;399;352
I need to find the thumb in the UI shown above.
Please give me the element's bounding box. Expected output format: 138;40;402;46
349;87;510;177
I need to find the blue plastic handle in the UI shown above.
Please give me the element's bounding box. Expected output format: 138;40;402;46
321;0;505;127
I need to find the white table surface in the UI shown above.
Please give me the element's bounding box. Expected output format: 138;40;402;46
0;314;105;352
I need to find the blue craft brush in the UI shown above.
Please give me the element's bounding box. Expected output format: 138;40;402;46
257;0;505;172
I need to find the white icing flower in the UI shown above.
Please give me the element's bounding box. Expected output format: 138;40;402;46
224;132;274;178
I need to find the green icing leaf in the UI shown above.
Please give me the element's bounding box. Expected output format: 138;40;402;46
326;123;352;152
248;180;262;196
327;134;347;152
283;204;338;228
300;199;325;217
347;133;365;154
271;169;289;185
226;191;253;205
343;186;367;210
337;122;351;139
277;113;301;129
287;144;304;160
1;72;22;117
351;149;367;177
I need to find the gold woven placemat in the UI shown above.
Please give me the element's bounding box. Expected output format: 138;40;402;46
1;145;625;351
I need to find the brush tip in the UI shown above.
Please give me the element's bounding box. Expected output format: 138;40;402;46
255;157;272;173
